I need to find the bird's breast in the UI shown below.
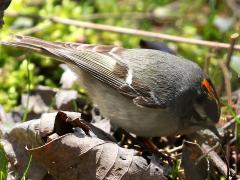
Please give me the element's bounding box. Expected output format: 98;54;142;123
74;69;186;137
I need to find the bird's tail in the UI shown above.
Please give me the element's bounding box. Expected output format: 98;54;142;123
0;34;126;90
0;34;65;60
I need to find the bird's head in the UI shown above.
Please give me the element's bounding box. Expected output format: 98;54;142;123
191;78;221;132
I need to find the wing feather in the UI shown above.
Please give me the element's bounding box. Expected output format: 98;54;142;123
1;35;165;108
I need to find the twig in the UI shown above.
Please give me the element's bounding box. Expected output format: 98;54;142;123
222;118;236;130
226;143;231;177
229;136;236;145
200;143;235;178
226;33;239;68
218;61;232;105
5;12;240;51
195;142;220;166
218;33;239;96
166;145;183;154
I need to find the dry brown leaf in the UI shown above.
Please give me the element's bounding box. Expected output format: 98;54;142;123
29;133;166;180
92;119;111;134
1;111;167;179
181;141;210;180
0;119;47;179
185;130;235;178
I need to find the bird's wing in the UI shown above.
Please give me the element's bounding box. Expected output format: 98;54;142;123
1;35;166;108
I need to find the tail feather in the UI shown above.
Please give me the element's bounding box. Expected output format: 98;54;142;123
0;34;126;90
0;35;64;59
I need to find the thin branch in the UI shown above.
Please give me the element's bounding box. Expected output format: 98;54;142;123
218;33;239;96
222;118;236;130
5;12;240;51
218;61;232;105
201;143;235;178
226;33;239;68
166;145;183;154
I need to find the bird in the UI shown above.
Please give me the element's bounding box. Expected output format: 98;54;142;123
0;35;220;137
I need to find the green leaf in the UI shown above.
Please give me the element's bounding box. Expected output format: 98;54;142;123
235;116;240;125
0;144;8;180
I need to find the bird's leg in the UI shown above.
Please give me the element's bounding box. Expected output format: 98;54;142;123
137;137;174;165
115;128;173;165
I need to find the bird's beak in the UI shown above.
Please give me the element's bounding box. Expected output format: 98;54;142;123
207;125;221;138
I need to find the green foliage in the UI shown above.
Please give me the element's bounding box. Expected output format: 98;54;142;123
0;144;7;180
168;159;181;179
20;155;32;180
0;57;43;111
236;116;240;124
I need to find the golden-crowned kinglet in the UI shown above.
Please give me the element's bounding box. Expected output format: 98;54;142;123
1;35;220;137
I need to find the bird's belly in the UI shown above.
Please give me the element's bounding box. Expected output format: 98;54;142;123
76;70;180;137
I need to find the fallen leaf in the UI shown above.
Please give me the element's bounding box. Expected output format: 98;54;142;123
182;141;209;180
55;90;78;111
0;120;47;179
1;111;167;179
93;119;111;134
